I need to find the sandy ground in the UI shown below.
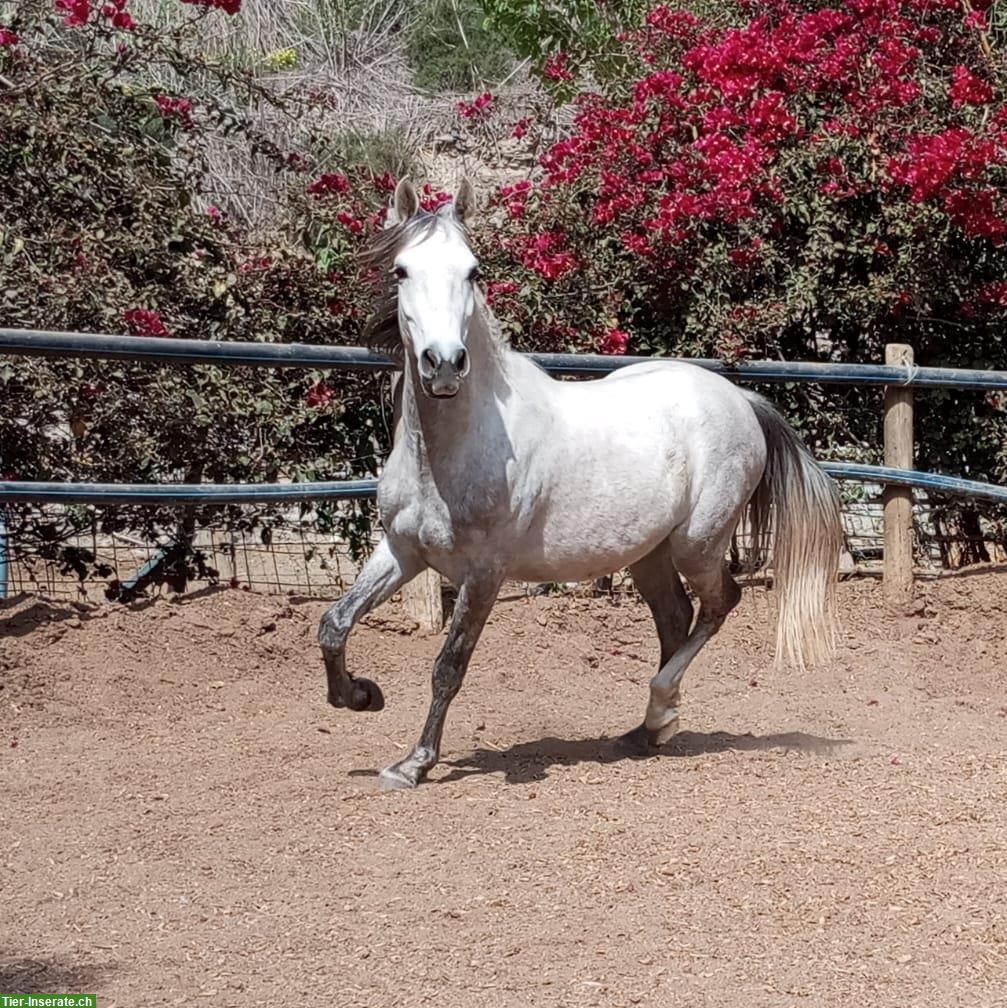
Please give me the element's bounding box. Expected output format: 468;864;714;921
2;571;1007;1007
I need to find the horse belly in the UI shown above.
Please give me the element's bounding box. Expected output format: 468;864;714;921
505;467;683;582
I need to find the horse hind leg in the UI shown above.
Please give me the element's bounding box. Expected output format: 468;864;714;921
644;556;742;745
617;539;742;751
615;541;694;755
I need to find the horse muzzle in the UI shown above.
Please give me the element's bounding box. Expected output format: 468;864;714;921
418;346;469;398
422;375;461;398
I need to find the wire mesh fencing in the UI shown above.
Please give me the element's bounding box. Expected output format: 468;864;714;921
2;485;1004;604
0;502;373;601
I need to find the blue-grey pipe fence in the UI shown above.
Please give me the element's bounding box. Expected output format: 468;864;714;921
1;465;1005;506
4;327;1007;388
0;479;381;505
2;326;1007;598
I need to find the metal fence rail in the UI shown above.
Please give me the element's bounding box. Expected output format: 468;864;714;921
4;327;1007;389
3;326;1006;605
0;479;379;505
2;465;1007;506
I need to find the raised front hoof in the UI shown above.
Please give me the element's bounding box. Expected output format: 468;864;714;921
327;677;385;713
378;765;421;791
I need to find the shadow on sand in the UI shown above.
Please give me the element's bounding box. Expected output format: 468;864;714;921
435;729;853;785
0;954;114;994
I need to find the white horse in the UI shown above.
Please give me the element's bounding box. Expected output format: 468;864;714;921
319;179;841;789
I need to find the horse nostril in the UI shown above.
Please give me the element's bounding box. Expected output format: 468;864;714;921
421;348;440;374
454;348;469;376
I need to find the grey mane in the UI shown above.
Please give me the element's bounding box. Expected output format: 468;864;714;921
360;209;506;358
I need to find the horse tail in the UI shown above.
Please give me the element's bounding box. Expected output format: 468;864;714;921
743;391;842;669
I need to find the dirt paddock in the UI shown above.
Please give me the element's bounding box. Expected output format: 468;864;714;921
2;571;1007;1007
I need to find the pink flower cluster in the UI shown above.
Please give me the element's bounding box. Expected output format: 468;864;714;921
457;92;493;120
102;0;135;29
304;380;335;408
485;280;519;307
728;238;763;268
180;0;241;14
238;255;273;274
304;171;407;240
154;94;195;131
55;0;136;28
944;188;1007;242
418;183;453;213
337;210;363;234
307;173;350;197
599;328;629;355
499;179;531;220
123;309;170;337
949;65;993;107
978;282;1007;306
0;27;18;45
887;128;999;200
543;52;573;83
516;230;577;281
56;0;93;26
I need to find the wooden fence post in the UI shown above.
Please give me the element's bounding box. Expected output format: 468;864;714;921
883;343;915;606
401;568;443;633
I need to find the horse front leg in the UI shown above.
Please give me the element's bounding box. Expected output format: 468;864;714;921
379;572;502;790
318;537;423;713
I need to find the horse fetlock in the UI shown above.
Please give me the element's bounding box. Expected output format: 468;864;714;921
644;698;681;742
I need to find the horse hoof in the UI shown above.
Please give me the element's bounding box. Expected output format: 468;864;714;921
378;766;418;790
650;717;680;747
607;724;652;759
348;677;385;712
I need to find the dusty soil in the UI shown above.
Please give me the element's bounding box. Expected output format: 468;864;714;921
2;571;1007;1007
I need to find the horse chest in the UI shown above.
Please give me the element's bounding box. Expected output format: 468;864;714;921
379;464;502;568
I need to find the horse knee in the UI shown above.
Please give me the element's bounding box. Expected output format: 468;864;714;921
318;601;349;650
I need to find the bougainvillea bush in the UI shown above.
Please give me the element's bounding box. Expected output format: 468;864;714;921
0;0;406;566
3;0;1007;576
475;0;1007;551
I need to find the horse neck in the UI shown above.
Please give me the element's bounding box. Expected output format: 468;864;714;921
400;306;504;459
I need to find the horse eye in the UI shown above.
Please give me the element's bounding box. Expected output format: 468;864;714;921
469;267;481;284
393;265;407;281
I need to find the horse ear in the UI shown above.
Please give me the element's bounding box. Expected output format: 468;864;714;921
394;179;419;221
454;177;476;222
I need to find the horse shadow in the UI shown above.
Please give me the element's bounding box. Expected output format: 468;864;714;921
437;729;853;786
0;954;114;994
